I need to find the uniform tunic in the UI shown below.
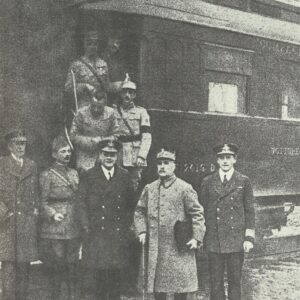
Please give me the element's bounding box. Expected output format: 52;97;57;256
70;105;119;170
200;170;255;253
114;104;151;167
39;163;79;240
77;165;135;269
65;56;109;109
0;156;39;262
134;176;206;293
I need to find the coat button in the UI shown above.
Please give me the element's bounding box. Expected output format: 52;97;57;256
101;226;105;230
102;216;105;220
231;207;234;210
116;228;120;231
17;201;20;204
217;217;220;220
231;216;233;219
117;217;120;220
217;208;220;211
117;206;120;209
231;197;233;200
102;205;105;208
17;212;21;215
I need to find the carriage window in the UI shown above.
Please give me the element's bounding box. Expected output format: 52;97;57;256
206;71;247;114
208;83;238;113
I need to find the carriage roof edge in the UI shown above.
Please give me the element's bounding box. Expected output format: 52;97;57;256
80;0;300;46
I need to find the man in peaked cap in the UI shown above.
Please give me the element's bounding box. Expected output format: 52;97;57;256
39;136;80;300
77;139;135;300
0;129;40;300
199;143;255;300
114;74;152;191
134;148;205;300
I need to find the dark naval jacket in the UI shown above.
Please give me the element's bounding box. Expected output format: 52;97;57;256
77;164;135;269
200;170;255;253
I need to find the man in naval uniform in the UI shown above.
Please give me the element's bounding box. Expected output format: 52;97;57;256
114;76;152;191
70;90;119;172
77;139;135;300
39;136;80;300
199;143;255;300
0;129;39;300
134;149;205;300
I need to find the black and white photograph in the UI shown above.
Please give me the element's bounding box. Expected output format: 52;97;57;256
1;1;300;299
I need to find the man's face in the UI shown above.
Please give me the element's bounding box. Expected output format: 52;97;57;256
107;38;121;55
121;89;136;108
8;140;26;159
84;38;98;59
91;95;106;116
99;151;117;170
53;146;72;165
217;154;236;172
157;159;176;178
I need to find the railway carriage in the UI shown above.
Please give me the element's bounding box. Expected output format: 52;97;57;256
1;0;300;254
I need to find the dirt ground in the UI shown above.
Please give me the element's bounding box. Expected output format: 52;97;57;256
1;253;300;300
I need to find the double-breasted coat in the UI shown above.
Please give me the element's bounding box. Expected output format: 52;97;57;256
134;176;206;293
200;170;255;253
0;156;39;262
77;164;135;269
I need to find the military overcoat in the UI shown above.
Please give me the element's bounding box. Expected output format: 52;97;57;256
70;105;119;170
134;176;206;293
77;165;135;269
200;170;255;253
0;156;39;262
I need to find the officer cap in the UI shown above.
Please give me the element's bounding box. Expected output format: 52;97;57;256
98;139;122;153
4;129;27;143
156;148;176;161
52;136;71;153
84;30;98;40
213;143;238;156
121;73;136;90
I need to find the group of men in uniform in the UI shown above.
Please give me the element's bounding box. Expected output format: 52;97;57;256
0;30;255;300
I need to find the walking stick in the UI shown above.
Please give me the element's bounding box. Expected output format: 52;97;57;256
141;243;145;300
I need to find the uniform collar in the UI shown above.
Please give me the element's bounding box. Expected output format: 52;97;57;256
11;153;23;167
53;162;68;172
101;165;115;180
219;168;235;182
121;102;135;111
160;174;177;188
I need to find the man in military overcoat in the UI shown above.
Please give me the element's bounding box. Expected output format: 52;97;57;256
134;149;205;300
70;90;119;171
77;139;135;300
0;129;40;300
39;136;80;300
114;76;152;191
199;143;255;300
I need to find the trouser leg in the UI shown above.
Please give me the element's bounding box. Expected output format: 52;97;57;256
174;293;187;300
81;268;98;300
107;269;121;300
16;263;30;300
226;252;244;300
154;293;167;300
97;270;108;300
208;252;226;300
2;261;16;300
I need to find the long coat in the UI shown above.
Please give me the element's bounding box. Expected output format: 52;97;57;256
134;176;206;293
77;164;135;269
200;170;255;253
0;156;39;262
